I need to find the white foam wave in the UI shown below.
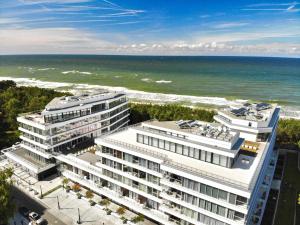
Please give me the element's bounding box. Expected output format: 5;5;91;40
0;76;299;119
37;68;55;71
141;78;152;82
156;80;172;84
62;70;92;75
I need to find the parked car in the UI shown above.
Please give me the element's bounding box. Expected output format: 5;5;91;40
29;218;47;225
29;212;40;221
28;212;47;225
18;206;30;218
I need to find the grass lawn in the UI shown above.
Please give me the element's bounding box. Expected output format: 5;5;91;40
274;152;300;225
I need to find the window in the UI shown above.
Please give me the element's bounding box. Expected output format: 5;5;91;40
183;146;189;156
152;138;158;147
137;134;143;143
213;154;220;165
201;150;206;161
229;193;236;204
144;136;149;145
177;144;183;154
211;203;218;214
227;209;234;220
165;141;170;151
217;206;226;217
194;149;200;159
220;155;227;167
170;143;176;152
212;188;218;198
189;148;195;158
205;202;212;211
200;184;206;194
206;152;212;162
218;190;228;201
159;139;164;149
206;186;213;196
199;199;205;208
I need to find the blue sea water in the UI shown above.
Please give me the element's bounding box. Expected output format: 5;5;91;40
0;55;299;107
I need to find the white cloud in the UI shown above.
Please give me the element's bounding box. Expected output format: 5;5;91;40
213;22;249;29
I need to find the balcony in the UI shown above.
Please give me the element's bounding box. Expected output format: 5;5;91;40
3;146;55;174
20;142;53;159
160;176;248;212
62;170;175;225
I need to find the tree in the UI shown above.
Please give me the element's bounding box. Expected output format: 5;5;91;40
0;168;15;225
62;178;69;189
0;80;16;91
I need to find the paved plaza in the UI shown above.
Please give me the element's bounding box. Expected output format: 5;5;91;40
1;158;156;225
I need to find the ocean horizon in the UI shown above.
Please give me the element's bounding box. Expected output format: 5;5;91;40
0;55;299;117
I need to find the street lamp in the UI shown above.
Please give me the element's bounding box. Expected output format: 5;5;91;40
77;208;81;224
40;185;43;199
57;196;60;210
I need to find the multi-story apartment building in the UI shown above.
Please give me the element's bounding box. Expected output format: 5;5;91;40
3;92;129;180
57;103;280;225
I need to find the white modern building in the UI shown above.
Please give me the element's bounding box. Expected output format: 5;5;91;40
3;92;129;180
57;103;280;225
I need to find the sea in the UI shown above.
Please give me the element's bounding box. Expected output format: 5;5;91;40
0;55;299;118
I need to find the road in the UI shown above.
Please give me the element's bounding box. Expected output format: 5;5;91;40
12;186;68;225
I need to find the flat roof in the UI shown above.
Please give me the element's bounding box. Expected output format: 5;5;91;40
97;125;268;191
221;103;276;122
77;151;101;165
44;92;125;111
143;120;236;142
20;113;45;124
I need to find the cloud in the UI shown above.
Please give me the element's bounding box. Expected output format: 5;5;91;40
213;22;249;29
0;26;299;57
243;2;300;12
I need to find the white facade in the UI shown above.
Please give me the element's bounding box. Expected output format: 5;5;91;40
58;103;280;225
3;92;129;180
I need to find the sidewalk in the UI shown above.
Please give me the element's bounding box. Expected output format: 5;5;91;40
41;188;143;225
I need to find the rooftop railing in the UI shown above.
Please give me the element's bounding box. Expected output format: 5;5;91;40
102;138;168;160
163;161;249;190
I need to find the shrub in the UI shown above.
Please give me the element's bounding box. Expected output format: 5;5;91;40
117;207;126;215
131;214;144;223
85;190;94;199
100;198;110;208
66;186;71;192
72;183;81;192
106;209;112;215
89;200;95;206
77;193;82;199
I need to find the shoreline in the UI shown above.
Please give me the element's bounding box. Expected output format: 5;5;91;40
0;76;299;119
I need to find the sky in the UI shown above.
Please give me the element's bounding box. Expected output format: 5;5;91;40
0;0;299;57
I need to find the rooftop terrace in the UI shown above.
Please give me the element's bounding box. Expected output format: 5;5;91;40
221;103;276;122
45;92;125;111
143;120;236;142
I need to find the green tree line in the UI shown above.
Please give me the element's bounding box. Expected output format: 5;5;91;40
0;80;299;150
0;80;67;149
129;103;300;150
129;103;215;124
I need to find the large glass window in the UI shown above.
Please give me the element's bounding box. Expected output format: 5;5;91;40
153;138;158;147
170;143;176;152
183;146;189;156
159;139;164;149
213;153;220;165
176;144;183;154
229;193;236;204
